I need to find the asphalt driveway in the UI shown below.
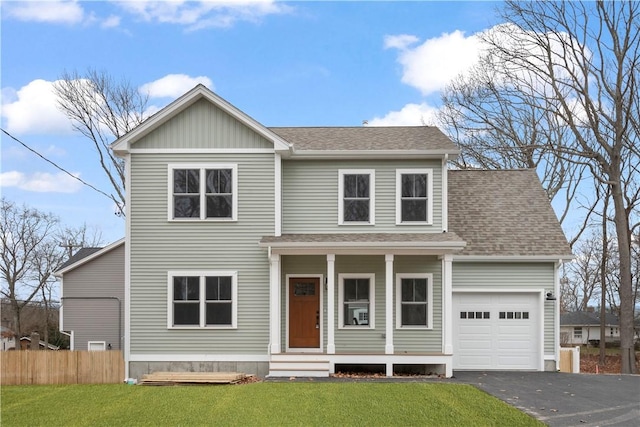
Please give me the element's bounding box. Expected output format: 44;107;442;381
452;371;640;426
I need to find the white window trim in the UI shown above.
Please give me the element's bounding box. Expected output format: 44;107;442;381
167;270;238;329
88;341;106;351
395;273;433;330
167;163;238;222
395;168;433;225
338;169;375;225
338;273;375;329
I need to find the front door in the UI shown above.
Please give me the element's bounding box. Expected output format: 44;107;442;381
289;277;320;349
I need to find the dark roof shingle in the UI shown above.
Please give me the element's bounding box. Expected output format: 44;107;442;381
448;169;572;257
269;126;458;152
58;247;102;271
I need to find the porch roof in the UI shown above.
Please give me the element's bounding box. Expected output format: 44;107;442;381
260;232;466;255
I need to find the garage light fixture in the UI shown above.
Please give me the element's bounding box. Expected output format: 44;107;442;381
546;292;556;301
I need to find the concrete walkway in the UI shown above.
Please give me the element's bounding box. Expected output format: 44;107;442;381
452;371;640;427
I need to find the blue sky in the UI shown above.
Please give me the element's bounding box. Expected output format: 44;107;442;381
1;1;501;245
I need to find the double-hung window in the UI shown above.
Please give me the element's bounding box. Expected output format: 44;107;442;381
168;271;237;328
338;170;375;225
396;273;432;329
338;273;375;328
396;169;432;224
169;164;237;221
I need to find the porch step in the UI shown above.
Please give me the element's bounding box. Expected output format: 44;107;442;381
268;356;330;378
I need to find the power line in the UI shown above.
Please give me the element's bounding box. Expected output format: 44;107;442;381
1;128;120;208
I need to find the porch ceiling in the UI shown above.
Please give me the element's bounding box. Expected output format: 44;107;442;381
260;232;466;255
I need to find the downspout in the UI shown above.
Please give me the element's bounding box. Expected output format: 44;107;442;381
60;297;122;351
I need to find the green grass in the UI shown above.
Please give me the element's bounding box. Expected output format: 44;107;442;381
579;345;621;356
1;382;541;426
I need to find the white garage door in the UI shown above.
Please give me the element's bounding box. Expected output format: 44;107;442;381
453;292;540;370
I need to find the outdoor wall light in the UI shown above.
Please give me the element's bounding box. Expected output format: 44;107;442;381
546;292;557;301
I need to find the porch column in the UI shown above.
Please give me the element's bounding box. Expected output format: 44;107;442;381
385;254;394;355
327;254;336;354
442;254;453;354
269;253;281;354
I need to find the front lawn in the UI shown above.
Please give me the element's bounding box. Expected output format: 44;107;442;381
1;382;540;426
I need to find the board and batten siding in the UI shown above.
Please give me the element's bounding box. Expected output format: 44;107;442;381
280;255;443;353
133;98;274;150
62;244;124;351
452;262;556;354
282;159;443;233
129;152;275;354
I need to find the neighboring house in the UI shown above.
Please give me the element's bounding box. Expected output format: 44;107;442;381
110;85;573;379
18;336;60;350
1;326;16;351
54;239;125;351
560;311;621;345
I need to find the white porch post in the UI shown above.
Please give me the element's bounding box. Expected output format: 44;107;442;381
442;254;453;355
385;254;394;355
327;254;336;354
269;253;281;354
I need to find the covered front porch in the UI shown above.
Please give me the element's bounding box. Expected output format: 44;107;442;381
259;233;466;377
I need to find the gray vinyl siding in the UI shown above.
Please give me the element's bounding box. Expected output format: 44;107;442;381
282;159;443;233
452;262;556;354
392;256;442;353
134;98;273;150
129;152;275;354
61;244;124;351
280;255;442;353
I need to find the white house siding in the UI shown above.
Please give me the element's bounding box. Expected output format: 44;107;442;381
452;262;556;356
279;255;442;353
129;152;275;354
62;244;125;350
281;159;443;233
133;98;274;150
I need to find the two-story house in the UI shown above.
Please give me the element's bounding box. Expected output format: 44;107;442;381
111;85;572;379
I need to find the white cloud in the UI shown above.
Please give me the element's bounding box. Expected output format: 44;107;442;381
0;171;83;193
383;34;419;50
101;15;121;29
368;103;440;127
114;0;291;30
3;0;85;24
1;80;74;135
386;30;482;96
140;74;214;98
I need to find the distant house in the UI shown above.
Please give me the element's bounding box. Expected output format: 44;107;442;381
18;336;60;350
1;326;16;351
109;85;573;379
560;311;620;345
54;239;124;351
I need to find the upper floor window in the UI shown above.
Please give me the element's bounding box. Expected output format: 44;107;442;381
338;273;375;329
169;164;237;221
396;274;433;329
338;169;375;225
396;169;432;225
168;271;237;329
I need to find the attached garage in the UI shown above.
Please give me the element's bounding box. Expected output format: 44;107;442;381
453;292;542;371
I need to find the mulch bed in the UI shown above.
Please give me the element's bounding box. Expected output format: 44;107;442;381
580;354;639;374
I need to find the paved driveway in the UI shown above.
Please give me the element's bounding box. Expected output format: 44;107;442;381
452;371;640;426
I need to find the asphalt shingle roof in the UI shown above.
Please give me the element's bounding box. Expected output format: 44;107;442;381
58;247;102;271
269;126;458;152
560;311;620;326
448;169;572;257
261;232;464;245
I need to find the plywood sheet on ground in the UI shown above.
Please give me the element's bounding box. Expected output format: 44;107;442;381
139;372;247;386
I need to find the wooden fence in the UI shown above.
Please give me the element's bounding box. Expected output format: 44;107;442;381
559;346;580;373
0;350;124;385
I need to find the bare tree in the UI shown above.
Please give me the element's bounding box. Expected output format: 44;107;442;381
53;69;149;216
0;199;103;348
441;0;639;373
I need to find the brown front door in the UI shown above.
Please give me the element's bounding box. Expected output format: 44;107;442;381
289;277;320;348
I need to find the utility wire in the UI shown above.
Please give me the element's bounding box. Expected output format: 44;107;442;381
1;128;119;205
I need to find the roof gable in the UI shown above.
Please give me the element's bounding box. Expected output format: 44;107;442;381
111;85;290;154
448;169;572;258
54;238;124;276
